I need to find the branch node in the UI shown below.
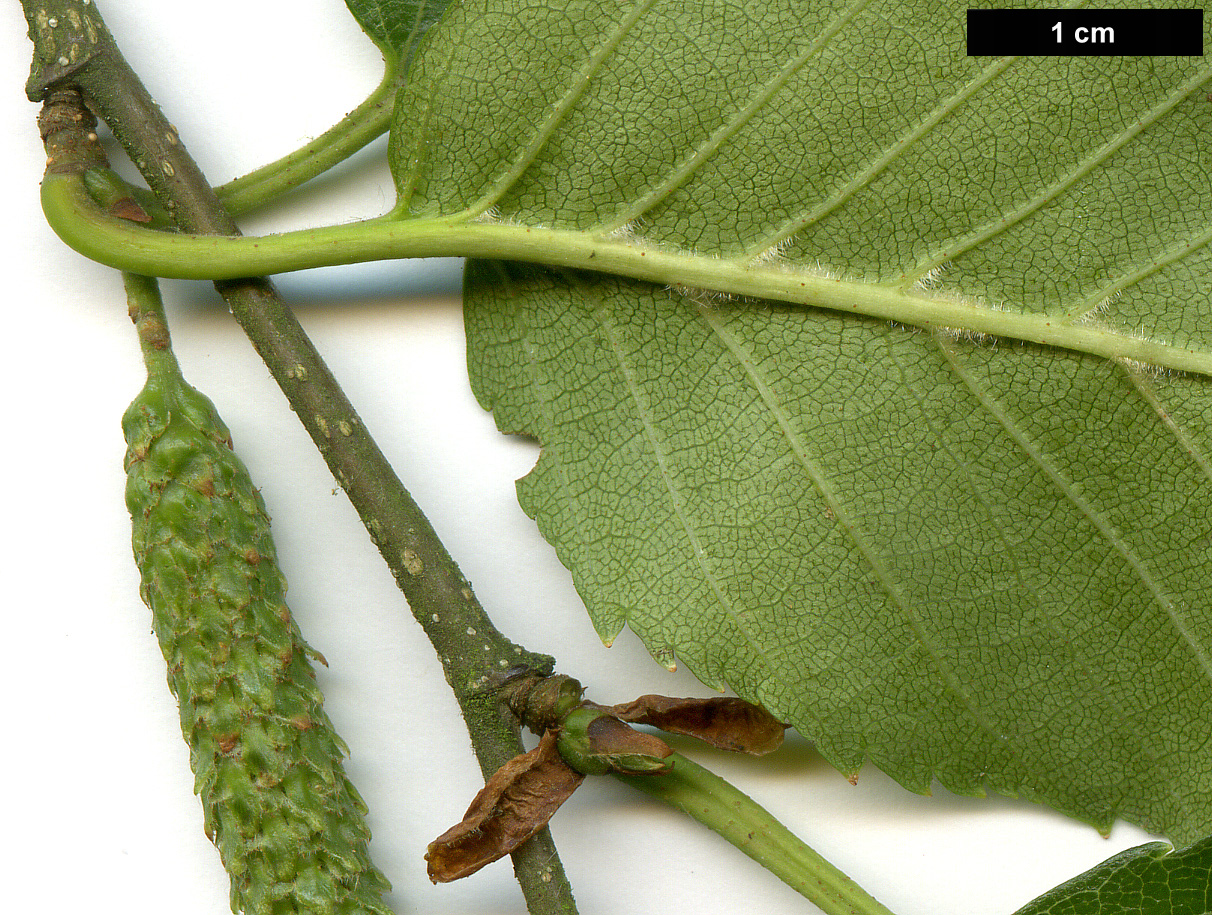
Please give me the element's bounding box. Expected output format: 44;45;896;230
23;0;111;101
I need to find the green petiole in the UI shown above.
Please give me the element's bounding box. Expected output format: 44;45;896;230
616;753;897;915
42;169;1212;378
215;64;401;216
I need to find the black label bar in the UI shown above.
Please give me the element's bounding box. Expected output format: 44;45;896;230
967;8;1205;56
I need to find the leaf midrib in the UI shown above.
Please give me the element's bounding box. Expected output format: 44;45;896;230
415;0;1212;374
439;0;1211;307
48;171;1212;377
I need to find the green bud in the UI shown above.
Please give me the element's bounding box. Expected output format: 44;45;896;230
83;166;175;230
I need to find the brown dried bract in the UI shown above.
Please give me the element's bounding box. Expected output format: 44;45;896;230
425;729;585;883
604;695;787;755
585;713;674;761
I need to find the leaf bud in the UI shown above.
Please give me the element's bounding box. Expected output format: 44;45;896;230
556;707;674;776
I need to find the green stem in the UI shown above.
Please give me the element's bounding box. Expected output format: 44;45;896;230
31;8;897;914
40;170;1212;378
215;65;400;215
124;272;179;375
617;753;897;915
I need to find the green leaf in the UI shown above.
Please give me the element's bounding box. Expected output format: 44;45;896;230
343;0;451;69
464;260;1212;842
396;1;1212;840
1014;837;1212;915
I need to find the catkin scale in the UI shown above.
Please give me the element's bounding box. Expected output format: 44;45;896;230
122;279;393;915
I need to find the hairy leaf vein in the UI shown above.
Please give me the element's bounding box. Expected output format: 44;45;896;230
743;54;1020;262
1064;219;1212;323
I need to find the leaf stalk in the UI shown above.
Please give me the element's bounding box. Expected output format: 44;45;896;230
215;63;402;215
40;171;1212;378
617;753;898;915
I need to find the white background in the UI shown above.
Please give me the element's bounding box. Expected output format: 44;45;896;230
0;3;1160;914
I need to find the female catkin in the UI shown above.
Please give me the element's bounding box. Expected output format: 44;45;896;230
121;274;393;915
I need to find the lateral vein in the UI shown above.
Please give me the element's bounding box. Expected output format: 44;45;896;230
590;298;777;682
900;63;1212;287
1064;219;1212;322
593;0;871;236
462;0;657;219
698;306;1025;754
742;54;1020;262
938;343;1212;691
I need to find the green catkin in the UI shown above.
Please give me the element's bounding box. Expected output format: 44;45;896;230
120;274;394;915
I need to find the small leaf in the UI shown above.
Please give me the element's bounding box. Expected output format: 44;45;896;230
602;695;786;756
425;729;584;883
1014;836;1212;915
342;0;452;70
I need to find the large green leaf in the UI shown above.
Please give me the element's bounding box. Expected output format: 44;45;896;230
1014;837;1212;915
389;0;1212;840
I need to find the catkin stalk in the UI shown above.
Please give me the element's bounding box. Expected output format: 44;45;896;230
121;273;393;915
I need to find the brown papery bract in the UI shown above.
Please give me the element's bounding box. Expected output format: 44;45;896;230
603;695;787;756
425;729;585;883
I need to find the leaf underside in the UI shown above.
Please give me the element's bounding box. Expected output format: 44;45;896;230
388;0;1212;841
1014;836;1212;915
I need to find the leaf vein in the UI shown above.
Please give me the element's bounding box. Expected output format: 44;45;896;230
593;0;872;236
936;343;1212;692
484;264;610;634
1064;219;1212;323
463;0;657;219
588;296;776;683
741;54;1020;262
900;63;1212;287
925;334;1176;792
1120;364;1212;490
696;305;1024;753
